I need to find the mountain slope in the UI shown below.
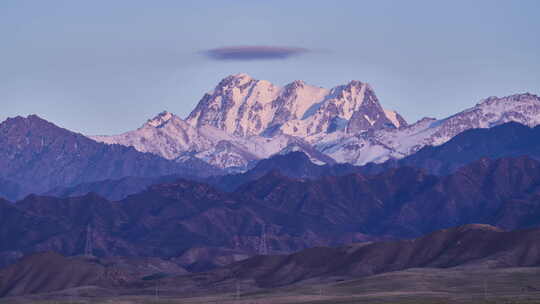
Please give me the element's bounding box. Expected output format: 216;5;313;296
2;181;338;264
3;225;540;298
318;92;540;165
186;74;404;138
92;111;331;170
395;121;540;175
92;74;406;169
43;175;183;201
49;121;540;200
0;252;186;297
207;151;360;192
358;121;540;175
90;74;540;170
91;111;215;160
3;156;540;270
237;156;540;237
0;115;221;200
173;224;540;289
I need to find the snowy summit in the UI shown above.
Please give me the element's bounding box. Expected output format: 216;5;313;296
90;74;540;170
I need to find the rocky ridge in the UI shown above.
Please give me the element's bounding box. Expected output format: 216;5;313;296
91;74;406;169
91;74;540;169
3;156;540;270
316;92;540;165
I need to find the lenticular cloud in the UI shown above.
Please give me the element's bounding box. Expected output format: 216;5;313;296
203;46;309;61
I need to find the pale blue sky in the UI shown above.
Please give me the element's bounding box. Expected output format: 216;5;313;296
1;0;539;134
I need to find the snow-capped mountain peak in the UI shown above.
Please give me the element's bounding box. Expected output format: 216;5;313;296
89;74;539;172
91;112;213;160
186;74;282;137
316;92;540;166
279;79;407;138
330;80;371;119
187;74;406;139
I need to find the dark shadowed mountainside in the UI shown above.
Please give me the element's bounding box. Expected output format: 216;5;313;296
0;115;222;201
206;151;361;192
199;122;540;194
2;156;540;270
41;151;361;200
43;175;192;201
32;122;540;201
0;178;23;203
1;181;351;269
362;122;540;175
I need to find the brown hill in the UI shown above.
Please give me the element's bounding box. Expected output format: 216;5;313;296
167;224;540;289
3;224;539;297
0;252;186;297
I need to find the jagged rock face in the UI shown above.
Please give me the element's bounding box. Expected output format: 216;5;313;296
92;110;334;170
186;74;404;138
186;74;283;137
281;81;403;137
92;74;407;170
89;74;539;170
345;84;402;134
268;80;328;127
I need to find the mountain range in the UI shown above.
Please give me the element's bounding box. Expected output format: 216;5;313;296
2;224;540;298
2;74;540;201
3;155;540;271
91;74;540;170
41;121;540;201
182;224;540;289
2;73;540;301
0;115;222;201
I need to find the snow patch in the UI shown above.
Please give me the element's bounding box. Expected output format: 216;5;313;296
384;110;401;128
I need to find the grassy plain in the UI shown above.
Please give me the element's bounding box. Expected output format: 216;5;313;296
2;267;540;304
